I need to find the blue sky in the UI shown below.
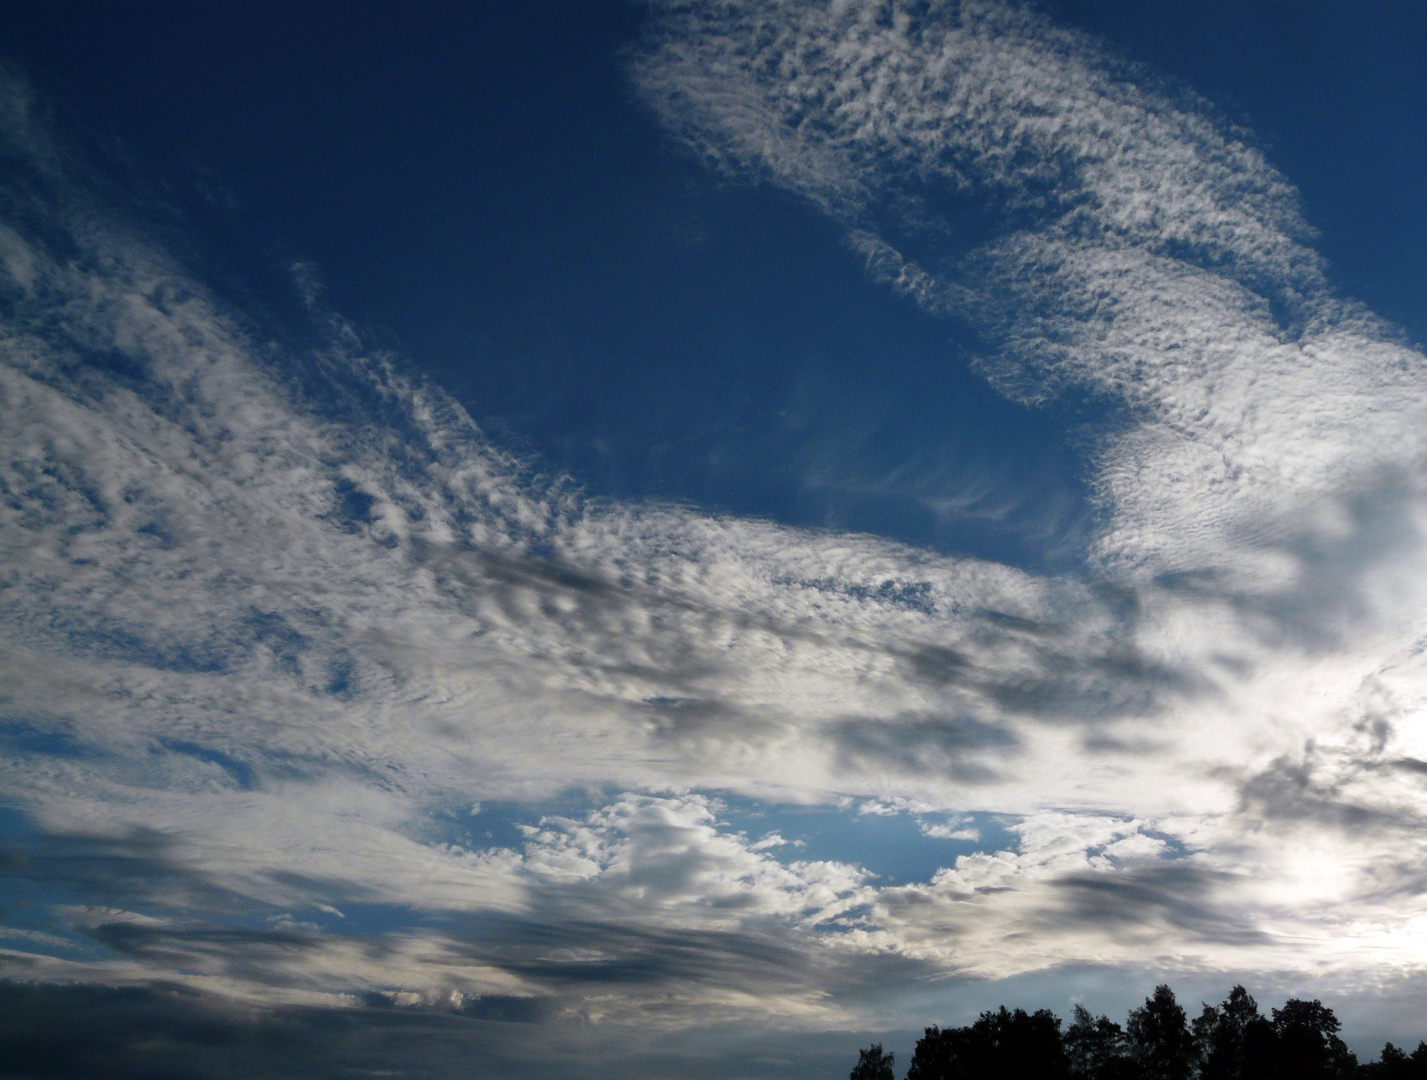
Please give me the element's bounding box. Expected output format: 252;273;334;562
2;2;1427;1076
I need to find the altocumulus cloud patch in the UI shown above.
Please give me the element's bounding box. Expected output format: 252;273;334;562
2;1;1427;1074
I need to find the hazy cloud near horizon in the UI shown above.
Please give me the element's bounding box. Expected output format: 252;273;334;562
4;0;1427;1060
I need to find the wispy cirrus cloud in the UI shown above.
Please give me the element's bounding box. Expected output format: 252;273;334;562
633;1;1427;591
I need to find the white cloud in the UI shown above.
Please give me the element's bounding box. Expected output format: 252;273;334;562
919;821;979;842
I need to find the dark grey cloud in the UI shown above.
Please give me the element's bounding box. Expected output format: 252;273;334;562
88;924;325;980
447;915;818;995
1237;755;1414;833
0;979;894;1080
1;827;245;915
0;980;533;1080
977;643;1204;725
1050;861;1271;949
831;713;1015;781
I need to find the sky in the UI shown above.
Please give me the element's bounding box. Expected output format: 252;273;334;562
1;1;1426;1076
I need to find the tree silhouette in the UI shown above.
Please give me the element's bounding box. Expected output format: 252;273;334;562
1273;998;1357;1079
905;1024;960;1080
850;1043;895;1080
907;1006;1069;1080
851;982;1427;1080
1066;1004;1138;1080
1194;985;1277;1080
1364;1041;1427;1079
1126;985;1197;1080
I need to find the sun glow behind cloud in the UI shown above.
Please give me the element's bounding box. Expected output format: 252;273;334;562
4;0;1427;1069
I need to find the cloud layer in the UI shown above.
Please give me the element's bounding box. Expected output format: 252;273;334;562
3;0;1427;1063
632;0;1427;982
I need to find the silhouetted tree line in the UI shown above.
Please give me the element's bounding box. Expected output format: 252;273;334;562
850;984;1427;1080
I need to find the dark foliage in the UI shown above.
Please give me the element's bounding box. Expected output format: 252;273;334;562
852;1043;896;1080
1194;986;1276;1080
906;1006;1069;1080
1361;1042;1427;1080
1272;998;1357;1080
1066;1004;1136;1080
1127;985;1197;1080
866;982;1424;1080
